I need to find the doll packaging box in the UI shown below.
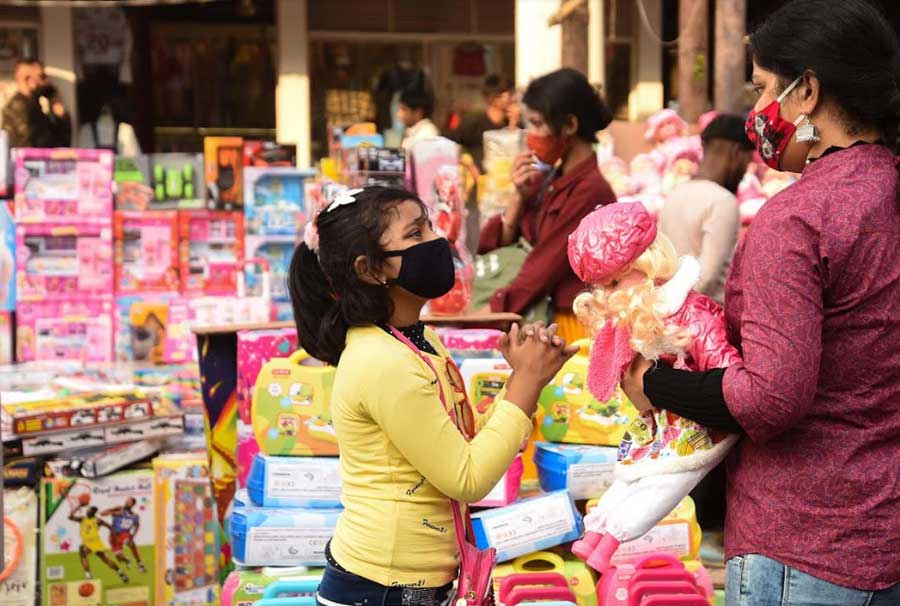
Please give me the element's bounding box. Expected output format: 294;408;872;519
40;470;155;606
153;453;219;606
16;300;114;363
16;223;114;302
470;491;583;563
114;295;174;363
178;210;244;295
14;148;113;223
251;349;338;457
113;211;180;293
243;166;313;236
0;201;16;312
204;137;244;209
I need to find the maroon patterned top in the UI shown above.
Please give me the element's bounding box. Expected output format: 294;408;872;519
722;144;900;589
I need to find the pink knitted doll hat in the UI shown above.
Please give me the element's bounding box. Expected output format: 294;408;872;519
567;202;658;403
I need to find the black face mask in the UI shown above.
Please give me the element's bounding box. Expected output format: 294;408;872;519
384;237;456;299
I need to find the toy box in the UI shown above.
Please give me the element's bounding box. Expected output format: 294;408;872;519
0;201;15;311
230;506;340;567
344;146;406;188
251;349;338;457
243;141;297;167
536;341;638;446
221;567;321;606
153;453;219;606
2;388;154;437
178;210;244;295
2;487;38;606
16;223;114;302
16;299;114;363
247;455;342;508
115;154;206;210
459;357;512;416
113;211;180;293
243;167;313;236
236;328;298;485
471;491;583;563
534;442;618;500
205;137;244;209
114;295;174;363
14;148;114;223
44;439;163;479
40;470;154;606
245;235;294;303
472;453;523;508
0;311;12;364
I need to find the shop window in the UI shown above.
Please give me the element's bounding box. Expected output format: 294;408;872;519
308;0;391;31
393;0;472;33
475;0;515;34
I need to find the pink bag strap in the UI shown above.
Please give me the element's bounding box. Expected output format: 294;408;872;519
387;325;476;552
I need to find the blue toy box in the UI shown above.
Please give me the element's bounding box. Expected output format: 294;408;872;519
534;442;618;500
230;506;340;567
247;454;342;509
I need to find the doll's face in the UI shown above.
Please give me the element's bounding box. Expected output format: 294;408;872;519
604;269;646;294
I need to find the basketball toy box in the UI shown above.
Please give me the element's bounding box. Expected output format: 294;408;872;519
39;470;155;606
153;453;220;606
14;148;114;223
251;349;338;456
536;340;638;446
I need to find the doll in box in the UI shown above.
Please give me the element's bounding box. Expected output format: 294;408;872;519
566;202;741;572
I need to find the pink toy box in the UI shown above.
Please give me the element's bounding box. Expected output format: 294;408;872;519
14;148;113;223
178;210;244;295
16;299;114;363
16;223;113;301
236;328;298;486
114;210;180;293
473;453;523;508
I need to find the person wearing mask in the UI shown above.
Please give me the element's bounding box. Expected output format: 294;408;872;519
621;1;900;603
397;74;439;152
446;74;514;170
478;68;616;343
2;59;71;148
659;114;753;304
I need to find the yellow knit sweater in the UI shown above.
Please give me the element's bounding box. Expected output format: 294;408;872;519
329;325;533;588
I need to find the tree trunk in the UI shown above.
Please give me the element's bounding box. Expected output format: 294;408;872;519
678;0;709;122
714;0;747;113
561;0;589;75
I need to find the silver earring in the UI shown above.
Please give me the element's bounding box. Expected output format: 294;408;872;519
796;114;820;144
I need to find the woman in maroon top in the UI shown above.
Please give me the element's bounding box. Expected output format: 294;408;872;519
478;68;616;341
621;1;900;604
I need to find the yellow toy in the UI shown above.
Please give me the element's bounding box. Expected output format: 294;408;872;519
492;550;597;606
251;349;338;456
535;340;637;446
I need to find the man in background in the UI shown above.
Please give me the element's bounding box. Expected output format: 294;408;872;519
446;73;515;171
659;114;753;304
2;58;71;148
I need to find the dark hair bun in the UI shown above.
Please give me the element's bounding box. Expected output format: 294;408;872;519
522;68;613;143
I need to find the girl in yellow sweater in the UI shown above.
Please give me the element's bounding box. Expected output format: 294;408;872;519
289;186;576;605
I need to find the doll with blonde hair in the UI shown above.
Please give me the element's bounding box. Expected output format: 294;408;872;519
566;202;741;572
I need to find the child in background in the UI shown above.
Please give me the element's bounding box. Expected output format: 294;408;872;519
290;186;577;605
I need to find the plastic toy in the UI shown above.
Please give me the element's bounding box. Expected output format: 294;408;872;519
178;210;244;295
113;210;180;292
247;454;342;509
205;137;245;208
596;553;713;606
567;202;740;573
535;340;637;447
14;148;113;223
533;442;618;500
16;299;114;363
16;223;114;301
221;567;322;606
251;349;338;457
492;550;597;606
470;491;583;563
40;471;154;606
229;506;340;567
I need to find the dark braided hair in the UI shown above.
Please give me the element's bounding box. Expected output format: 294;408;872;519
288;187;426;365
748;0;900;154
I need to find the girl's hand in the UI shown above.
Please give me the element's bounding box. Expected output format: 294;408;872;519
621;355;654;412
510;152;542;200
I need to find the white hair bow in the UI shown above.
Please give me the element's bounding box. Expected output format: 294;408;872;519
325;188;364;214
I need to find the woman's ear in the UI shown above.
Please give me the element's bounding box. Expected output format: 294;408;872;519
562;114;579;138
354;255;386;286
800;71;821;116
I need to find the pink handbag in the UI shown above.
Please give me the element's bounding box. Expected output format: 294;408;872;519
388;326;497;606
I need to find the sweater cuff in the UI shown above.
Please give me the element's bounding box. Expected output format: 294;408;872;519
643;365;743;433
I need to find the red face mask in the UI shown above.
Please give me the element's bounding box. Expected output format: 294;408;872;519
527;131;570;166
745;76;804;170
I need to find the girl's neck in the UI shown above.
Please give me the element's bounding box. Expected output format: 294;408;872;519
561;139;594;175
388;289;426;327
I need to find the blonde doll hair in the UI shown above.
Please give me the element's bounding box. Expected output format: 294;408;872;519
573;233;692;360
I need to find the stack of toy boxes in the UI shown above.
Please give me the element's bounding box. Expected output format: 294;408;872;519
0;200;15;363
228;329;340;571
243;167;314;321
14;148;115;362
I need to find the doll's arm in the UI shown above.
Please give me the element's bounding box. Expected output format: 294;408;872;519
684;295;742;371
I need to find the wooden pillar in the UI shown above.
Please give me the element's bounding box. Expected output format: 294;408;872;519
40;6;77;143
561;0;589;75
516;0;561;88
677;0;709;122
714;0;747;112
276;0;310;167
587;0;605;87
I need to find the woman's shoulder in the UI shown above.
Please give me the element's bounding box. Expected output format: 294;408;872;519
339;326;433;382
571;160;616;203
